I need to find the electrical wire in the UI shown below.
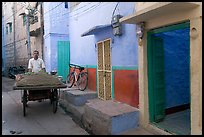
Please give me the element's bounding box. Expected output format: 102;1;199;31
38;2;94;32
4;2;113;41
4;2;63;30
112;2;119;18
4;2;104;24
49;2;111;32
43;2;91;15
44;2;104;29
43;2;64;15
117;3;120;15
64;2;112;20
68;2;102;19
3;3;102;36
44;2;94;18
3;5;25;22
68;2;94;15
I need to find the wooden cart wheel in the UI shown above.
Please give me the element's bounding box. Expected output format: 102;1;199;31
52;89;58;113
50;89;53;105
23;90;27;117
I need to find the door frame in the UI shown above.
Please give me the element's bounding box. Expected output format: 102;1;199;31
147;21;190;124
96;38;112;100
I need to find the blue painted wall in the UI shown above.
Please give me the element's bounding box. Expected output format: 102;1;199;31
43;2;69;72
154;28;190;109
68;2;138;66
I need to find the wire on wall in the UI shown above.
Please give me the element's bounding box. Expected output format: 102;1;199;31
67;2;102;19
43;2;64;15
111;2;119;19
45;2;106;30
4;5;24;22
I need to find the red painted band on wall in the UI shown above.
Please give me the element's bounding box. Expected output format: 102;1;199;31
114;70;139;108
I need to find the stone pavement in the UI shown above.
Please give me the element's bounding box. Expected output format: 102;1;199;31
2;77;89;135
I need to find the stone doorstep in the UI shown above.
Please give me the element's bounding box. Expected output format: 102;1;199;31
86;99;138;116
59;99;84;123
60;89;97;106
59;96;140;135
59;99;167;135
83;99;139;135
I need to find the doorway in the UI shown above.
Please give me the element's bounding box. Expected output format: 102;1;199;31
97;38;112;100
57;41;70;82
147;22;190;134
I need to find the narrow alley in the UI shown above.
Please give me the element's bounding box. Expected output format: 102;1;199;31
2;77;89;135
2;2;202;135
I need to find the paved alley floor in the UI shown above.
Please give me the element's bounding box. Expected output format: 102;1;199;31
2;77;89;135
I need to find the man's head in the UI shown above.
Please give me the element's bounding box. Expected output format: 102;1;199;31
33;50;39;60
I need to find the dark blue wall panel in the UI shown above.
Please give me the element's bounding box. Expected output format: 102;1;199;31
154;28;190;109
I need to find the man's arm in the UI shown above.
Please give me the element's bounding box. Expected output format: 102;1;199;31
28;59;33;72
41;59;46;72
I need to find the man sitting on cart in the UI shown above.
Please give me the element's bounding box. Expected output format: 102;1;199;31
27;50;51;102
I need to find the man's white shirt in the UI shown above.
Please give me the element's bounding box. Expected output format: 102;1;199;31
28;58;45;73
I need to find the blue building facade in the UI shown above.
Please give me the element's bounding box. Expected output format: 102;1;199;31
68;2;139;107
43;2;69;73
43;2;139;107
68;2;138;66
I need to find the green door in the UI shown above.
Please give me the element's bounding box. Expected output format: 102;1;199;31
57;41;70;81
148;22;190;123
152;36;165;122
148;35;165;123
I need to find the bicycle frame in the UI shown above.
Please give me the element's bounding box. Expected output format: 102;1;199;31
66;64;88;91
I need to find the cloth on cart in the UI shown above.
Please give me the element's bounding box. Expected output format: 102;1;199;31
15;72;62;87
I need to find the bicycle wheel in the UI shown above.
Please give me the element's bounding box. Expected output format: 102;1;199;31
78;72;88;91
66;72;75;88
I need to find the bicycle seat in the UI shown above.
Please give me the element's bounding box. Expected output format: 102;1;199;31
79;67;84;71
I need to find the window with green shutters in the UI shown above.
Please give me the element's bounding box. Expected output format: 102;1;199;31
6;26;8;34
9;23;12;33
23;15;26;26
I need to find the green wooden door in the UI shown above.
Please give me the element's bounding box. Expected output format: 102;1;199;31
148;34;165;123
152;36;165;122
57;41;70;81
148;21;190;123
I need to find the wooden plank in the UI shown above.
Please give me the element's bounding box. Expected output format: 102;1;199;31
13;84;67;90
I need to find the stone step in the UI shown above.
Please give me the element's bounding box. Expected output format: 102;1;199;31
82;99;139;135
60;88;97;106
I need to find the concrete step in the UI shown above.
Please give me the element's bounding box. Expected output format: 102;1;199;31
60;88;97;106
82;99;139;135
59;99;85;124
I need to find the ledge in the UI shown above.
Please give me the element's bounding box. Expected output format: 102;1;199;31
120;2;200;24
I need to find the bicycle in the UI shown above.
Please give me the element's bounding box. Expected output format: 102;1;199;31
66;64;88;91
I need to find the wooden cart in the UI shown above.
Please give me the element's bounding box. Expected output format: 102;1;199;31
13;84;67;117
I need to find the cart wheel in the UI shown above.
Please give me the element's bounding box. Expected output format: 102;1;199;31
23;90;27;117
50;98;53;105
50;89;53;105
52;89;58;113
